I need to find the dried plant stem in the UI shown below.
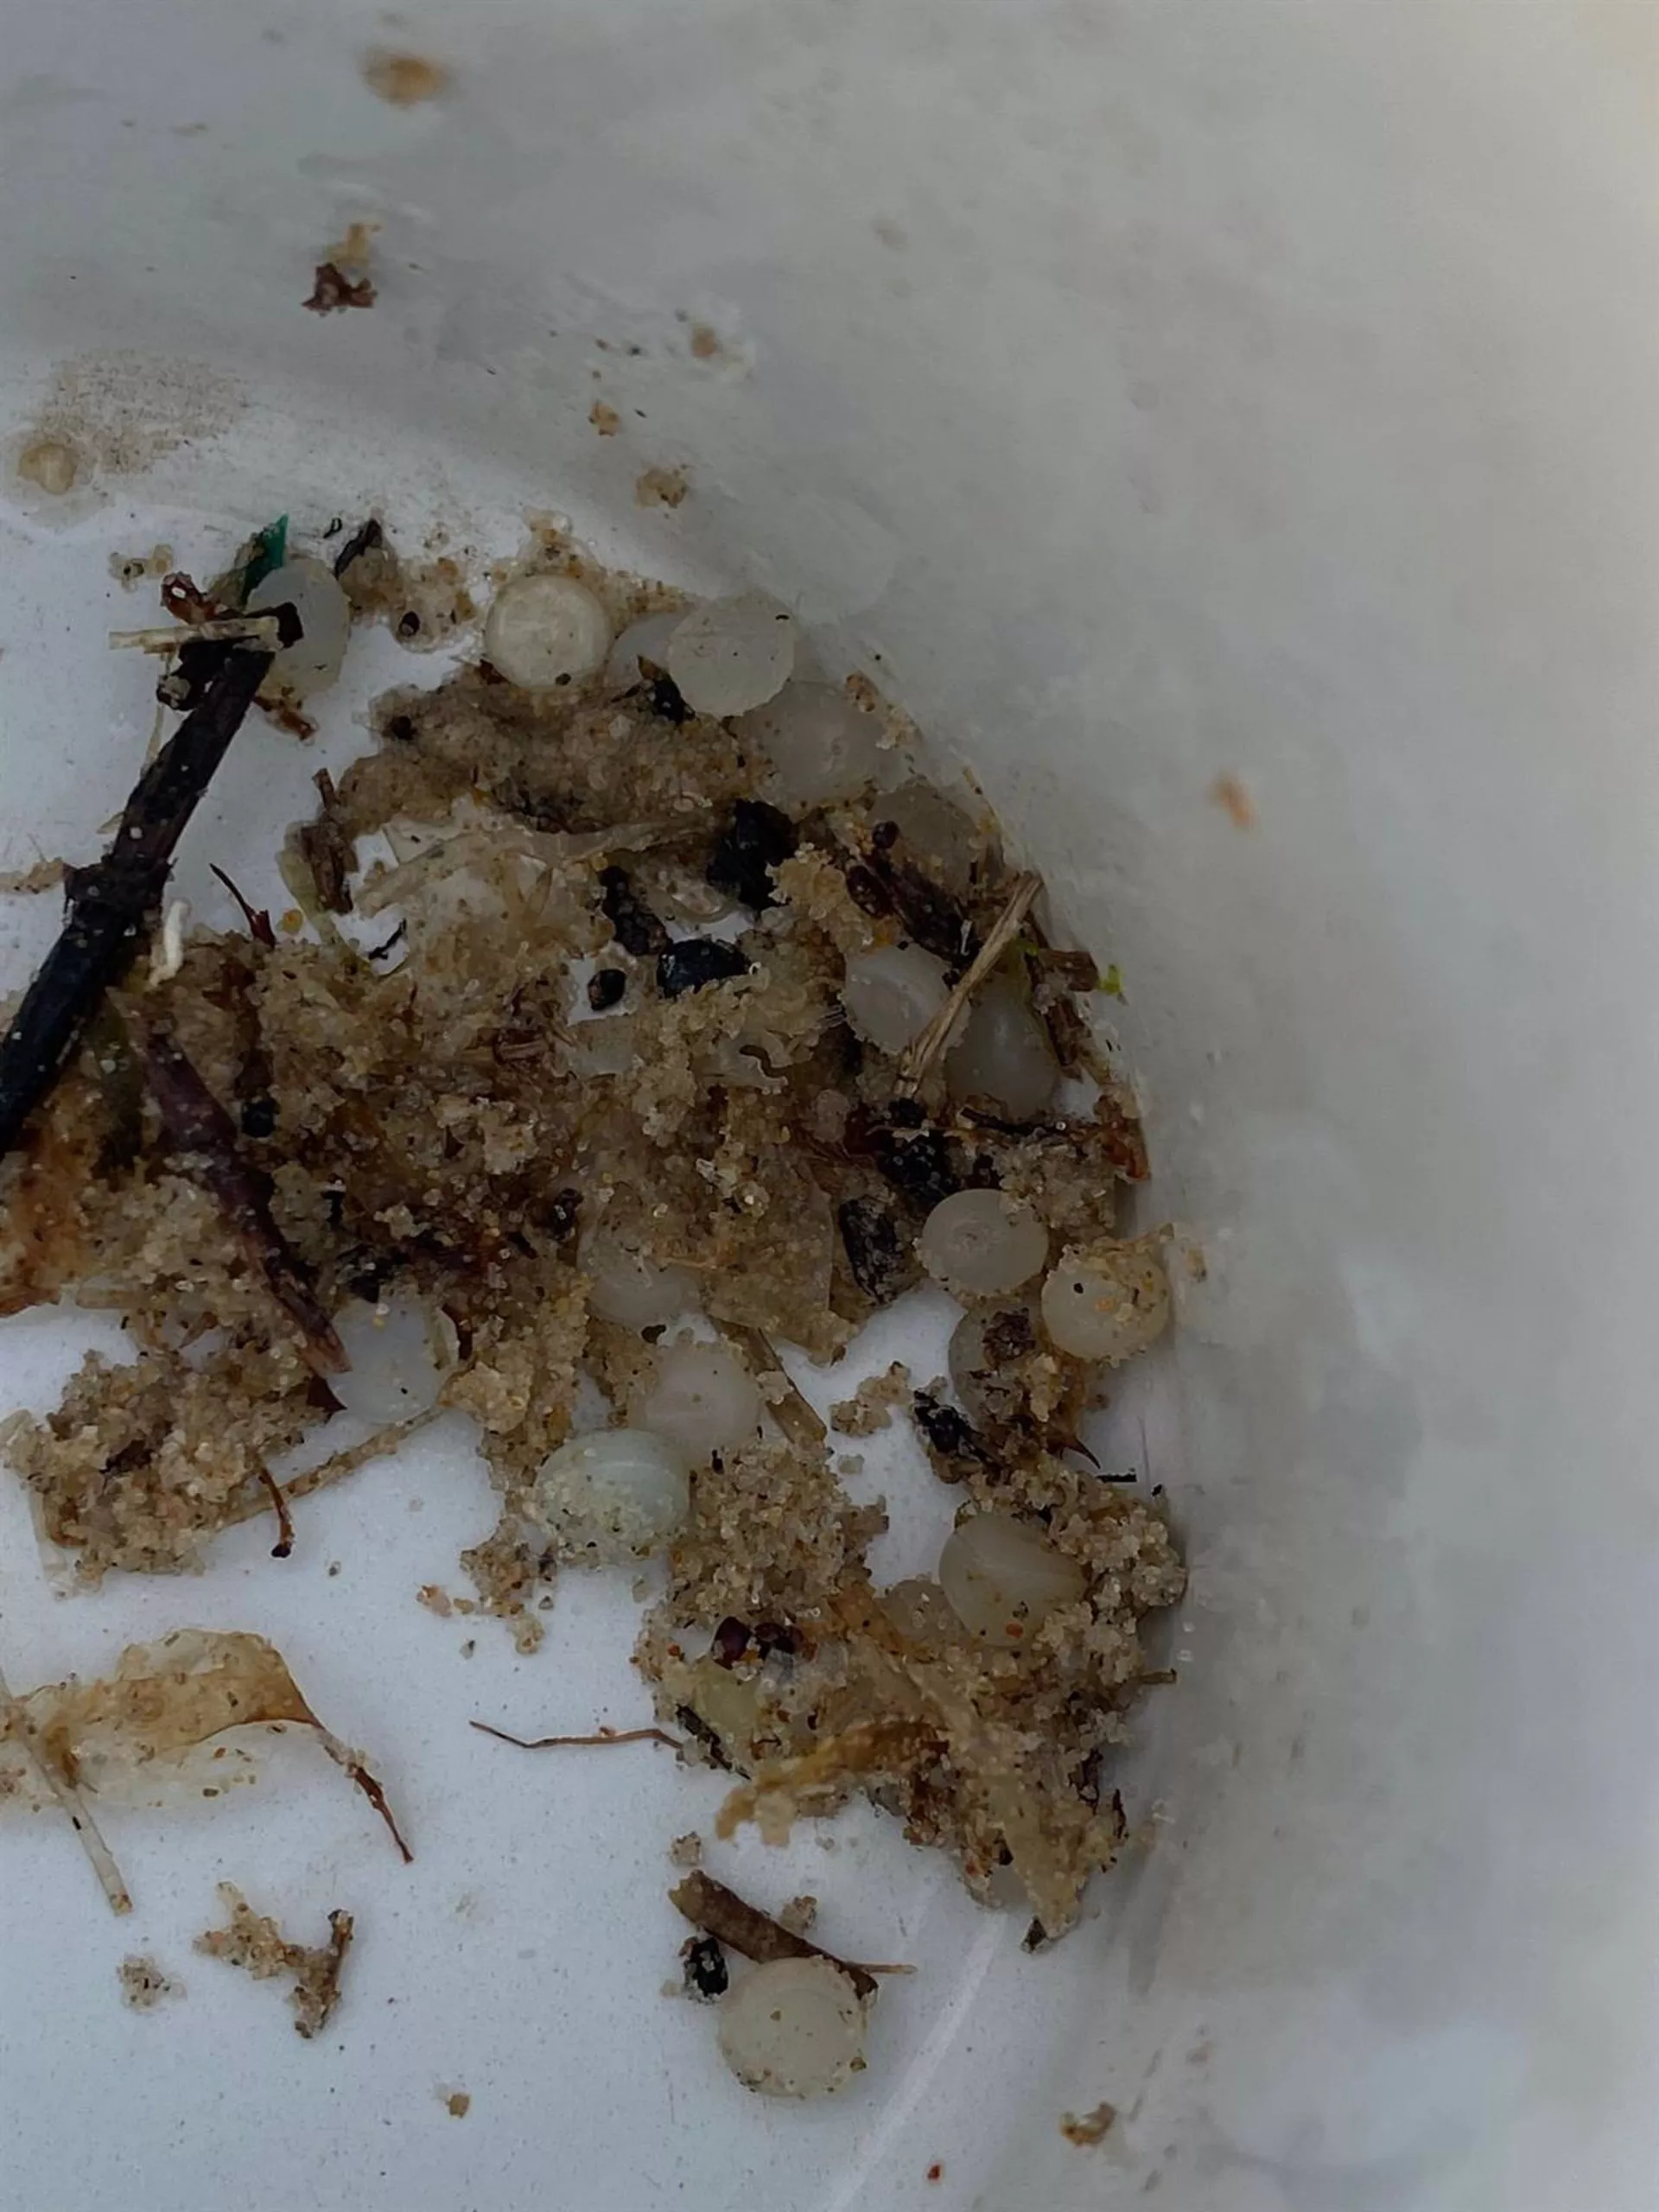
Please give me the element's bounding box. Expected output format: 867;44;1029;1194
0;1661;131;1913
110;614;285;653
471;1720;682;1753
898;871;1042;1091
221;1408;442;1532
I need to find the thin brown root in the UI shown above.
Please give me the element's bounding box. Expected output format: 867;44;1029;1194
309;1725;413;1862
0;1662;131;1913
222;1408;440;1531
898;871;1042;1090
471;1719;683;1753
257;1465;296;1557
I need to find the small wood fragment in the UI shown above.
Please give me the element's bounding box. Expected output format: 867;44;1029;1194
257;1465;296;1557
669;1870;910;2003
724;1325;826;1447
1060;2101;1116;2146
304;262;377;315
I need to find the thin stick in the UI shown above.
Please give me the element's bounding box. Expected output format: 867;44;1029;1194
724;1325;827;1448
111;614;285;653
0;1661;131;1914
669;1871;911;2002
897;871;1042;1092
210;864;276;948
129;1015;346;1376
471;1720;683;1753
0;643;274;1160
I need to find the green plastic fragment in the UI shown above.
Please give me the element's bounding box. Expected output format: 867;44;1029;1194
236;515;289;602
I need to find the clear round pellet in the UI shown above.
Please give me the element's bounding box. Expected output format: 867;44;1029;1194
529;1428;690;1562
635;1339;763;1460
1040;1238;1171;1363
483;572;613;690
737;682;888;807
945;973;1057;1122
249;556;352;699
329;1288;453;1425
938;1512;1086;1643
841;944;950;1054
918;1189;1048;1297
581;1230;700;1331
717;1956;868;2099
604;607;683;691
666;596;796;717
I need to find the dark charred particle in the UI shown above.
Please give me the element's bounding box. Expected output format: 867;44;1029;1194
885;1096;927;1129
709;1617;750;1669
836;1196;912;1305
656;938;750;998
912;1390;999;1480
705;798;798;912
842;861;893;918
586;966;626;1013
1022;1919;1053;1955
303;261;377;314
239;1095;277;1141
331;517;384;579
680;1935;729;2002
674;1704;731;1770
872;1124;963;1212
635;664;690;724
396;610;422;640
864;823;976;961
753;1620;804;1660
365;919;408;963
385;713;416;746
598;866;671;958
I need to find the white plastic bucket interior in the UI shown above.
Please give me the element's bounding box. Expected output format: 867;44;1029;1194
1;6;1656;2209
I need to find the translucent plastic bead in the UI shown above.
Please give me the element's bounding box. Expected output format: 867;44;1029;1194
248;556;352;699
329;1288;452;1424
737;683;887;807
635;1339;763;1460
918;1189;1048;1296
529;1428;690;1561
841;944;950;1054
484;572;613;690
582;1229;700;1329
666;596;796;716
938;1512;1085;1643
869;779;990;897
717;1957;868;2099
945;973;1057;1122
1040;1238;1171;1363
604;607;683;690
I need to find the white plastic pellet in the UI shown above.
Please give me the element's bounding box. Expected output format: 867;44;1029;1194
484;572;613;690
330;1288;454;1424
666;596;796;717
635;1339;763;1460
717;1957;868;2099
604;607;683;691
1040;1238;1172;1363
841;944;950;1055
582;1229;700;1330
938;1511;1086;1643
248;556;352;699
738;683;887;807
529;1428;690;1561
945;973;1058;1122
918;1189;1048;1297
868;779;988;897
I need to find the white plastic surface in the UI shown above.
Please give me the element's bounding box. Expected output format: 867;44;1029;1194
2;6;1659;2211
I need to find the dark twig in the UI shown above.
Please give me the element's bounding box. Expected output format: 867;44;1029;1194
210;864;276;949
0;644;276;1160
257;1465;296;1557
129;1015;347;1376
669;1870;910;2002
